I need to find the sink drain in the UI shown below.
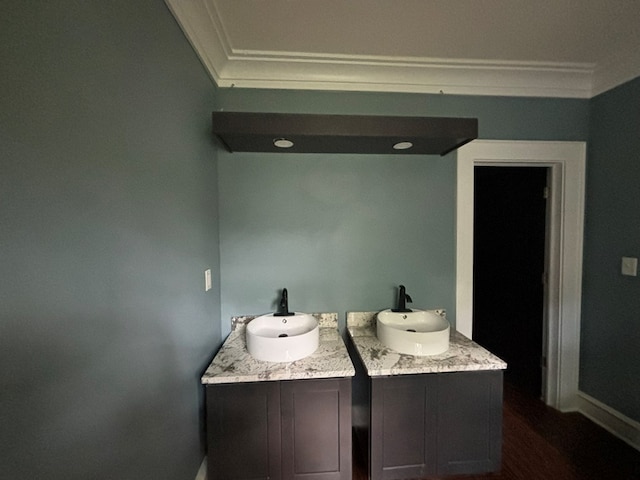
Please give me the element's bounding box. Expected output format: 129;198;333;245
278;333;289;338
406;329;417;332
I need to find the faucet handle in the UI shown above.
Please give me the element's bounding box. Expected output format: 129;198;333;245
405;293;413;304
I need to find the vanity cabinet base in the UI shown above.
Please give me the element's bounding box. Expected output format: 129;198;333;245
363;371;503;480
206;377;352;480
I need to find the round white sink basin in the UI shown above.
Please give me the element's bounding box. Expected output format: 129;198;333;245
376;309;450;356
246;313;319;362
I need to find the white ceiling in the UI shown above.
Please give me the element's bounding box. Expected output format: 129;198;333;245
166;0;640;98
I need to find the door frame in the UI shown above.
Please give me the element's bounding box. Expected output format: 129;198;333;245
455;140;586;411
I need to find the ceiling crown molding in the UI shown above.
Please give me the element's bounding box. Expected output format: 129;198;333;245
166;0;636;99
219;51;595;98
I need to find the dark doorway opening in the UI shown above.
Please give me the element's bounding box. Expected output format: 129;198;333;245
473;166;548;398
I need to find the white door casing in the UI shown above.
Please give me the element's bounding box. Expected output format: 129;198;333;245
456;140;586;412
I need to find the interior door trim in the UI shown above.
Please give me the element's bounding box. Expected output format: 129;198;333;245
456;140;586;411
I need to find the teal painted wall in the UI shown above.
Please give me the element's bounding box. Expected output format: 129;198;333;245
215;89;589;336
0;1;220;479
2;0;637;475
218;152;456;335
582;76;640;423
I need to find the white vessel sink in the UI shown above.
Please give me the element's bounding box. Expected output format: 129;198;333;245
376;309;450;356
246;313;319;362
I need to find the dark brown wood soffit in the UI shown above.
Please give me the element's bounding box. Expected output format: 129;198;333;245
212;112;478;156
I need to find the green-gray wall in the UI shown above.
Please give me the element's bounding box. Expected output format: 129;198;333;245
214;89;589;337
582;76;640;422
1;1;220;479
2;0;639;477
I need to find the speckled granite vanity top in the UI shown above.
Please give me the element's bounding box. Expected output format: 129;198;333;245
347;312;506;376
202;313;355;384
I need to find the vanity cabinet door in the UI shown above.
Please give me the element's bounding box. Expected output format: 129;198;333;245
437;371;503;475
280;378;352;480
368;371;503;480
370;375;438;480
206;382;281;480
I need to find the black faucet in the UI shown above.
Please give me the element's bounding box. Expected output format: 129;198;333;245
391;284;413;313
274;288;293;316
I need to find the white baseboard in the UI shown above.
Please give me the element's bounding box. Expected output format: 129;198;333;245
195;457;207;480
577;390;640;451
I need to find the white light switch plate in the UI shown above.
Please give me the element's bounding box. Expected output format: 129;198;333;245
205;269;212;291
621;257;638;276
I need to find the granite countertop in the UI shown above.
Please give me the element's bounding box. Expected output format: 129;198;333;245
347;311;507;376
202;313;355;384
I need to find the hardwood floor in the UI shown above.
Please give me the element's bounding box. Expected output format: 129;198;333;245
353;383;640;480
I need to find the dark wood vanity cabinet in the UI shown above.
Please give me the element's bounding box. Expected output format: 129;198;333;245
436;371;503;475
365;371;503;480
207;381;281;479
206;377;352;480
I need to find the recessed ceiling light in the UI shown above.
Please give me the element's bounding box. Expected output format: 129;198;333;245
273;138;294;148
393;141;413;150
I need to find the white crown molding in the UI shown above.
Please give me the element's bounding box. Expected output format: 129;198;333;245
166;0;638;99
165;0;229;81
219;52;595;98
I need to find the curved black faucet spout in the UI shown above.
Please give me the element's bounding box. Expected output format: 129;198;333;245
274;288;293;316
391;284;413;313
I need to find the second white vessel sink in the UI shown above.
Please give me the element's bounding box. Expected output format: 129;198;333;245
376;309;450;356
246;312;319;362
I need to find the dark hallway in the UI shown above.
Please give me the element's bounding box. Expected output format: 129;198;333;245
473;166;548;397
